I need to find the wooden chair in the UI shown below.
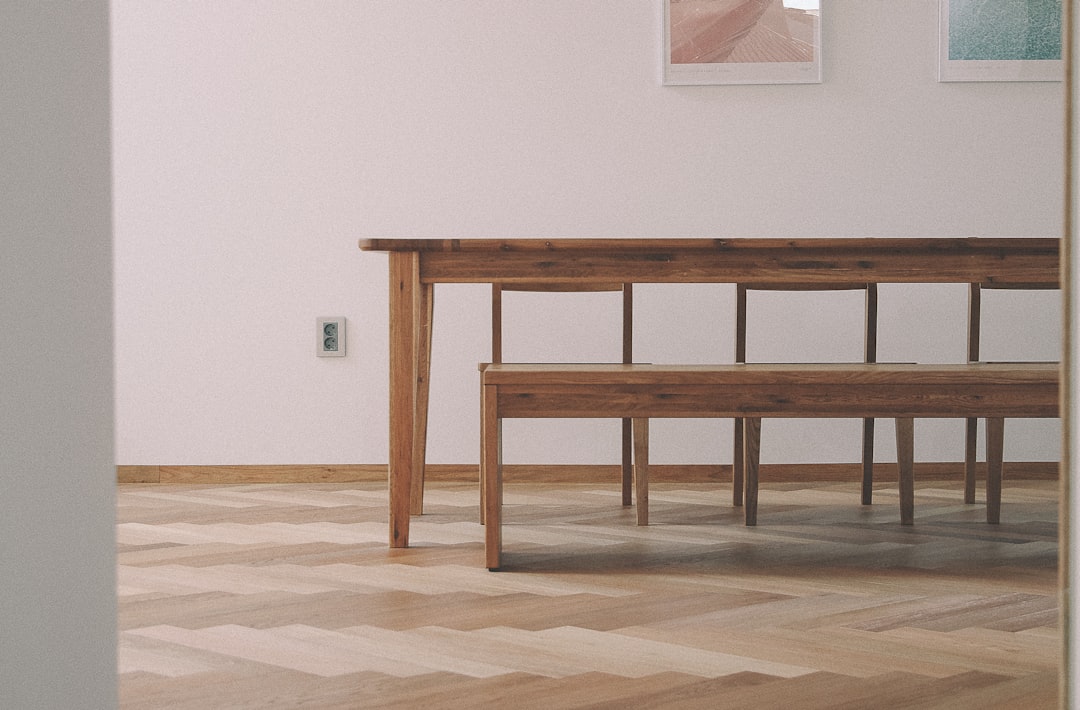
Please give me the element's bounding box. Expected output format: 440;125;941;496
964;281;1059;503
484;282;640;518
733;283;879;506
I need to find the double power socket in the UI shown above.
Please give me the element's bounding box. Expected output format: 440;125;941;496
316;317;346;357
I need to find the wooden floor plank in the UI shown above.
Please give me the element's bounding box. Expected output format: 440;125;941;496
118;480;1059;708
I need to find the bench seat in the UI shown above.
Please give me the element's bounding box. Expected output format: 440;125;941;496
480;362;1059;570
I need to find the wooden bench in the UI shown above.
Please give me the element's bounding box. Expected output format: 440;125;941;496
480;362;1059;570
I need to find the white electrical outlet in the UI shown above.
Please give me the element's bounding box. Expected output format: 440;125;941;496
317;317;345;357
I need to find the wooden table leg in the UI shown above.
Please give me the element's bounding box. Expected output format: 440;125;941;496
633;418;649;526
483;384;502;570
895;417;915;525
410;282;434;516
743;417;760;526
388;252;421;548
985;417;1004;524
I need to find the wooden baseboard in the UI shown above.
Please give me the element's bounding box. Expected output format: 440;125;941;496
117;462;1060;485
116;465;387;484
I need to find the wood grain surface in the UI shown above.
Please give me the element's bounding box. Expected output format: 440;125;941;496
119;479;1059;708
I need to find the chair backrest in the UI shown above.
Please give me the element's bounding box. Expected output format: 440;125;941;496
735;283;878;364
964;280;1060;493
733;282;880;505
491;283;633;364
491;282;638;506
967;281;1059;363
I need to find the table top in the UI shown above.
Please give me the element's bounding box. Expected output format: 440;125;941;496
359;236;1058;253
360;237;1060;287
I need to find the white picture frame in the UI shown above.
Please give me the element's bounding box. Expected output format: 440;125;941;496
663;0;822;86
938;0;1063;82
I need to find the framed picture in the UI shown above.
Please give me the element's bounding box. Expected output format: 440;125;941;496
663;0;822;86
938;0;1063;82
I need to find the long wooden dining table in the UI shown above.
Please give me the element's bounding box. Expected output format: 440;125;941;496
358;237;1059;548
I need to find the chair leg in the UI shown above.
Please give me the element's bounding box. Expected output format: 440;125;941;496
985;417;1004;524
743;417;761;526
633;418;649;526
861;417;875;505
621;418;633;507
964;417;978;504
895;417;915;525
733;417;744;507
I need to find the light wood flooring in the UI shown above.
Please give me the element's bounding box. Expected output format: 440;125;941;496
118;479;1060;709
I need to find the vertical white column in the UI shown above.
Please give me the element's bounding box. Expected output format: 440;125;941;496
1067;0;1078;705
0;3;116;708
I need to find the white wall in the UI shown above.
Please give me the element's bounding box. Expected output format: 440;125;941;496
0;3;116;708
112;1;1064;467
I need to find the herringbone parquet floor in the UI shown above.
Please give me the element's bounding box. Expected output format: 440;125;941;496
117;479;1060;709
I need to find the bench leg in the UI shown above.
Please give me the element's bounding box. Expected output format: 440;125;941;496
633;418;649;526
986;417;1004;524
482;385;502;570
478;370;487;526
895;417;914;525
743;417;761;526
